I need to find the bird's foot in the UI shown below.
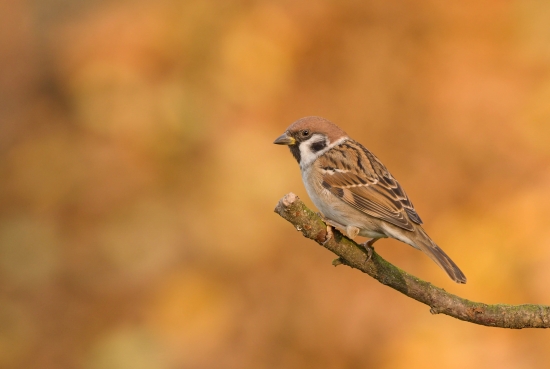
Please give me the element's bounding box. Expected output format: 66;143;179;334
316;213;339;245
322;224;333;245
359;238;378;263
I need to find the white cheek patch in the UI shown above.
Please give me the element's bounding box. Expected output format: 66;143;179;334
298;134;328;168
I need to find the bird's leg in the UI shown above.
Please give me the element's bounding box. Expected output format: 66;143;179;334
323;224;333;245
316;213;376;264
317;213;347;232
359;238;378;262
317;212;359;240
317;213;347;245
345;225;360;239
317;214;349;270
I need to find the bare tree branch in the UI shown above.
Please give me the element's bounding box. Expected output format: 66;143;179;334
274;192;550;329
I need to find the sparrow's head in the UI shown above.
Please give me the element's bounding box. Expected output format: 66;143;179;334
274;116;348;168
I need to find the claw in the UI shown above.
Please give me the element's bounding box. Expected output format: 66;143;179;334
322;224;333;245
360;238;378;263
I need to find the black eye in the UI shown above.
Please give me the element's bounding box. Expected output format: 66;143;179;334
301;130;310;137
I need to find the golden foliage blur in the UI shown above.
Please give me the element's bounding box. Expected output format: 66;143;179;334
1;1;550;369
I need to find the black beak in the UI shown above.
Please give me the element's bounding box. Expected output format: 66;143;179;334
273;132;296;145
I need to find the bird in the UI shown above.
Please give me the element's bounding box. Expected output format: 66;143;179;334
273;116;466;283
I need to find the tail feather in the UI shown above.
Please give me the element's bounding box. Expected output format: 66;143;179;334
411;228;467;284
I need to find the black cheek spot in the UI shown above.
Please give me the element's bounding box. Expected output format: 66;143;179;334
310;140;327;152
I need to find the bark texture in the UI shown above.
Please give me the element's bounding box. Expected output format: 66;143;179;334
274;192;550;329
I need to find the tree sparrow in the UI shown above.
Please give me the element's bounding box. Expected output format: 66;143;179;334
274;116;466;283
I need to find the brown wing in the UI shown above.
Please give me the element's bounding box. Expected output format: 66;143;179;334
319;140;422;231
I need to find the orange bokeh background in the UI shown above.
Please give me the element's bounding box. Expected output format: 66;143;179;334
1;1;550;368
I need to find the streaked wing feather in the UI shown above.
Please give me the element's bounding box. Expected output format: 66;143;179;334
319;140;422;231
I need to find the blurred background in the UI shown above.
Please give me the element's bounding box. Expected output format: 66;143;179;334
2;0;550;368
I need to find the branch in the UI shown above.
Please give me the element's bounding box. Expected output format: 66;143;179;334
274;192;550;329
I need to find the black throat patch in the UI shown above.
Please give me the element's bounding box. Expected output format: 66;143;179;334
289;145;301;163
